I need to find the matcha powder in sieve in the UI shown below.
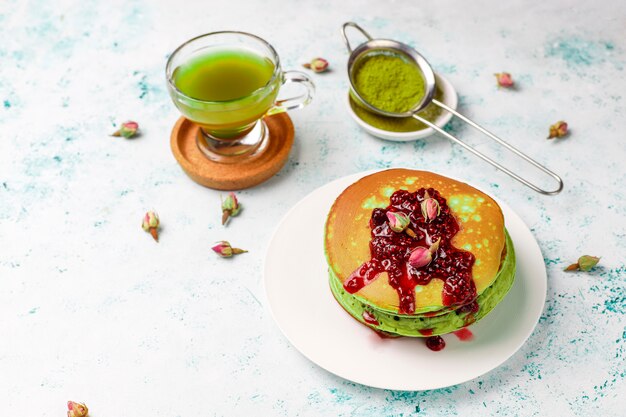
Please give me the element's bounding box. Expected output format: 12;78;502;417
353;51;426;113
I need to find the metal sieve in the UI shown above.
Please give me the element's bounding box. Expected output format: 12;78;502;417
342;22;563;195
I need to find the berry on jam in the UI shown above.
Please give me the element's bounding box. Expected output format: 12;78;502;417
443;275;476;306
370;208;388;227
390;190;413;206
344;188;477;315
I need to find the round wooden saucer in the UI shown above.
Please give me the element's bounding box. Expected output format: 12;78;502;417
170;113;294;190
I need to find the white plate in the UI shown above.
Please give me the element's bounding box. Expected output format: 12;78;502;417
346;73;458;142
264;171;547;391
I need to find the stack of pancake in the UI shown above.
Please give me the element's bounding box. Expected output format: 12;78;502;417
324;169;515;337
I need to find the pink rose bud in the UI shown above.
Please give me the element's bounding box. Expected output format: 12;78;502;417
408;238;440;269
141;211;160;242
221;192;241;225
494;72;514;88
303;57;329;73
67;401;88;417
421;196;440;222
408;246;432;268
565;255;600;272
386;211;410;233
211;241;247;258
112;121;139;138
547;121;568;139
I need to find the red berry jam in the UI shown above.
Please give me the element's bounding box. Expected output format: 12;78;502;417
344;188;477;314
453;328;474;342
374;329;400;339
362;310;380;326
457;300;479;326
425;336;446;351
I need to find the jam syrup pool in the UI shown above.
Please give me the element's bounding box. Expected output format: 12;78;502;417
344;188;477;314
426;336;446;351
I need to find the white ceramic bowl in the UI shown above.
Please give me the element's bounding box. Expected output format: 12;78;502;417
346;72;458;142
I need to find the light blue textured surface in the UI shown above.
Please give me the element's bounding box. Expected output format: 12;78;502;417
0;0;625;416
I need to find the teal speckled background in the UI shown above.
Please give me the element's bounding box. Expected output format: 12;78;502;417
0;0;624;416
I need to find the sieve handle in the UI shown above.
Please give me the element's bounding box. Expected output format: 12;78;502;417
341;22;373;53
412;101;564;195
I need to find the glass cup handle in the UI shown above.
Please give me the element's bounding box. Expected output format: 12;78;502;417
268;70;315;115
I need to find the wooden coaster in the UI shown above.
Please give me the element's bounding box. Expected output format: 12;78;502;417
170;113;294;190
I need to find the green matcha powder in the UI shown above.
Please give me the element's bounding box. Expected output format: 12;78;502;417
352;51;444;132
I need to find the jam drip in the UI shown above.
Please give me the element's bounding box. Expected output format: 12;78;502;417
426;336;446;351
362;310;380;326
453;328;474;341
343;188;477;314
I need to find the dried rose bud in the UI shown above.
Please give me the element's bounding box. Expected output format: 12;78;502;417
386;211;410;233
112;121;139;138
579;255;601;271
408;239;440;269
141;211;160;242
221;192;241;225
565;255;600;272
494;72;514;88
548;121;568;139
421;194;440;222
67;401;88;417
212;241;247;258
303;57;329;73
409;246;432;268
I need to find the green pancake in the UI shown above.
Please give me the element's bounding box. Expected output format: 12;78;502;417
325;170;509;314
325;170;516;338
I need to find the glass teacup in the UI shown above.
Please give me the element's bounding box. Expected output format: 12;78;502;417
166;31;315;162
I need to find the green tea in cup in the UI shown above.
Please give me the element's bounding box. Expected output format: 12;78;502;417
172;48;279;139
174;49;275;101
166;32;315;159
